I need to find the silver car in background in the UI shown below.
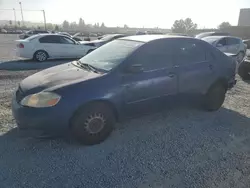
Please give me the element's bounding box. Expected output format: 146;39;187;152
202;36;247;63
195;32;230;39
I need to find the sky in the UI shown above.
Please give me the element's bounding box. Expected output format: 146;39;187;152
0;0;249;29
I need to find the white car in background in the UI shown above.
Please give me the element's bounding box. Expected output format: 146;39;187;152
15;34;96;62
202;36;247;63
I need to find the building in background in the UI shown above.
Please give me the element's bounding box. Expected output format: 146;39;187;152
238;8;250;26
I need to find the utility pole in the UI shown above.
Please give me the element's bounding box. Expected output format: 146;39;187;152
42;10;47;30
19;2;24;26
13;8;17;29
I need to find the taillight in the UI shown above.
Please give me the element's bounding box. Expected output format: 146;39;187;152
18;43;24;48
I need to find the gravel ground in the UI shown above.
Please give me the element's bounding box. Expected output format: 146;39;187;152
0;70;250;187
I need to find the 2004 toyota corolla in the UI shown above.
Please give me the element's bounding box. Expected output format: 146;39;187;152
12;35;237;145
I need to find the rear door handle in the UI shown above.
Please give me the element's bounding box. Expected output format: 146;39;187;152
209;64;213;69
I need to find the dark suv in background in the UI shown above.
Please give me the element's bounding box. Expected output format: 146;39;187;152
19;30;49;39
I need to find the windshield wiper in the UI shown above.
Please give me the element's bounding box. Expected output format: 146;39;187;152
86;64;100;73
75;60;90;71
77;61;100;73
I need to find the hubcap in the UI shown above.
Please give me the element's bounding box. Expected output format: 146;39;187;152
36;52;46;61
84;113;106;134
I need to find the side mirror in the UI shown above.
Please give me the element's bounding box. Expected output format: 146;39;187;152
125;64;144;73
216;43;223;47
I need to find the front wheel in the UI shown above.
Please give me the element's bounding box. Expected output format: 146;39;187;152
238;61;250;80
70;103;115;145
203;83;226;111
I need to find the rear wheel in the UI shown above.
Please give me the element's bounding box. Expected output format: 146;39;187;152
203;83;226;111
34;50;48;62
238;61;250;80
70;103;115;145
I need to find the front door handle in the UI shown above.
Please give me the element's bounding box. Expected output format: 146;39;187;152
168;72;175;78
209;64;213;69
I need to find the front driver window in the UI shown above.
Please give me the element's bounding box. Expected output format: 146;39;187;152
130;40;174;71
217;38;227;46
59;37;75;44
175;41;206;65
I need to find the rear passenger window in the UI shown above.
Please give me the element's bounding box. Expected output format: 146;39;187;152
39;36;60;43
227;38;240;45
175;41;206;65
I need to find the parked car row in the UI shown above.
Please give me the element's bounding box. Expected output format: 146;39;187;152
12;35;237;145
80;34;126;47
15;33;128;61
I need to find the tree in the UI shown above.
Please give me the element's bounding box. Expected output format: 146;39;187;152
62;20;70;30
171;18;197;33
218;22;231;29
55;25;59;31
46;23;54;30
9;20;12;26
124;24;129;29
101;22;105;28
17;21;20;27
70;22;78;30
79;18;85;30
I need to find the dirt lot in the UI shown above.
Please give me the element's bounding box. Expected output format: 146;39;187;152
0;34;20;61
0;69;250;187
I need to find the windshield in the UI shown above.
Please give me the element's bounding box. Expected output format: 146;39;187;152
79;39;143;72
202;37;219;45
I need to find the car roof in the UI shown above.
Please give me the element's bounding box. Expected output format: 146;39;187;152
120;34;190;43
202;36;240;40
35;33;71;37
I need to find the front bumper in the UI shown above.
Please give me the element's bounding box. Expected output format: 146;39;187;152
11;92;71;136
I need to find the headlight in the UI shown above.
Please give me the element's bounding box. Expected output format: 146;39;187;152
20;92;61;108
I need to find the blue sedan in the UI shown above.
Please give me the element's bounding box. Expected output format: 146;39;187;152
12;35;237;145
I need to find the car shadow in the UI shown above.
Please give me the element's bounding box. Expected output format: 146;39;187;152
0;106;250;186
0;58;76;71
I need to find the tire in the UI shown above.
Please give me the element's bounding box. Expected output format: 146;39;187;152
236;52;245;63
33;50;48;62
70;103;115;145
203;83;226;111
238;61;250;80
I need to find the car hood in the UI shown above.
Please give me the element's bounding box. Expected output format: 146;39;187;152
20;62;101;94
